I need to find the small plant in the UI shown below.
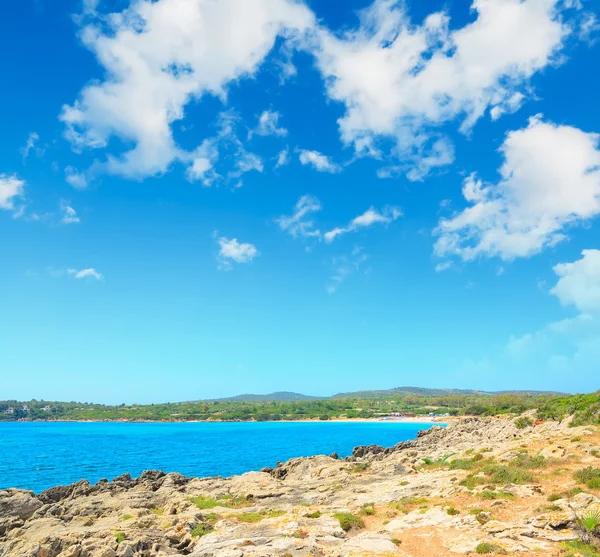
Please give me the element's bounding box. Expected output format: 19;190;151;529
514;416;533;430
572;436;583;442
150;507;164;516
561;540;600;557
334;512;365;532
538;504;562;512
120;514;133;520
293;529;309;539
476;542;506;554
510;454;546;469
391;538;402;546
235;509;285;523
446;507;460;516
478;490;515;500
351;462;369;473
190;523;212;538
399;481;409;486
547;493;562;502
305;511;321;518
578;509;600;533
574;468;600;489
360;503;376;516
115;532;126;544
481;464;535;484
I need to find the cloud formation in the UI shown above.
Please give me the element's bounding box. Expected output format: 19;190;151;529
298;150;341;173
61;0;313;179
313;0;574;179
324;205;402;242
217;236;259;269
551;249;600;313
68;268;104;280
250;110;288;138
276;195;323;238
434;116;600;262
0;174;25;212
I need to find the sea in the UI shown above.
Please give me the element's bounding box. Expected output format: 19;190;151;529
0;421;441;493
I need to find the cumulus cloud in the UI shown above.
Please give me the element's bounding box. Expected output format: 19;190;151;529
0;174;25;212
68;268;104;280
216;236;259;270
434;116;600;262
276;194;323;238
550;249;600;313
60;202;81;225
298;150;341;173
313;0;574;179
249;110;288;138
61;0;314;179
324;205;402;242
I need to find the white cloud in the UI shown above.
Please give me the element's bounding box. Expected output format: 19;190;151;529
298;149;341;173
68;268;104;280
434;116;600;262
327;246;369;293
65;166;88;189
276;194;323;238
217;236;259;269
550;249;600;313
275;148;290;168
435;261;452;272
0;174;25;212
60;202;81;225
324;205;402;242
20;132;40;160
185;138;219;185
61;0;314;179
250;110;288;138
313;0;574;179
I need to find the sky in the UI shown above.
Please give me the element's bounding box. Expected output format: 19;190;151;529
1;0;600;404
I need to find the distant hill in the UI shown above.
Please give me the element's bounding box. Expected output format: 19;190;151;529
332;386;564;399
211;391;324;402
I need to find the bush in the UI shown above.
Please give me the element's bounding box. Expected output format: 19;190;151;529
115;532;126;544
561;540;600;557
305;511;321;518
482;465;534;485
478;490;515;500
514;416;533;429
334;512;365;532
511;454;546;469
446;507;460;515
360;503;376;516
574;468;600;488
191;524;213;538
476;542;506;554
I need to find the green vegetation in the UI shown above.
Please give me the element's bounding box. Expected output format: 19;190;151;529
446;507;460;515
475;542;506;554
561;540;600;557
235;510;285;523
305;511;321;518
360;503;376;516
478;490;515;500
574;468;600;489
514;416;533;429
189;494;249;510
333;512;365;531
0;391;570;422
190;524;213;538
120;514;133;520
115;532;126;544
578;509;600;532
537;391;600;426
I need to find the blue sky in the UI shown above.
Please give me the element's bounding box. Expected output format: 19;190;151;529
2;0;600;404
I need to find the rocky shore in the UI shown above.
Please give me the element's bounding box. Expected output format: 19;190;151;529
2;416;600;557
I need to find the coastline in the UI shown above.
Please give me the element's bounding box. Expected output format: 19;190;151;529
3;416;453;424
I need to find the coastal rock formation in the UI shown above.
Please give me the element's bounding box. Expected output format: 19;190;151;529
2;417;600;556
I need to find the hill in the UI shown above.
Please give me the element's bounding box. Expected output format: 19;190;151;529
332;386;565;398
210;391;324;402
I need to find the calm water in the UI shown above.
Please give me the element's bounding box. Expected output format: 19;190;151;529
0;421;440;493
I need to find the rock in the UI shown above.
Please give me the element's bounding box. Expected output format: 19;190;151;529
0;490;43;520
329;452;339;460
342;533;398;554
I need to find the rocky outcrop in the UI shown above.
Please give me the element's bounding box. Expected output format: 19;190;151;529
1;417;598;557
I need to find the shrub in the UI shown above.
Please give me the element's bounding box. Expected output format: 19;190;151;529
478;490;515;500
391;538;402;546
334;512;365;531
446;507;460;516
476;542;506;554
561;540;600;557
352;462;369;473
115;532;126;544
449;458;479;470
514;416;533;429
547;493;562;502
574;468;600;488
305;511;321;518
360;503;376;516
511;454;546;469
120;514;133;520
191;524;212;538
482;465;534;485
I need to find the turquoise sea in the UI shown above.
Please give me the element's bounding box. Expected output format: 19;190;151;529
0;421;439;493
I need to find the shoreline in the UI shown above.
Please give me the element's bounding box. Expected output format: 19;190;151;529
3;416;453;425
